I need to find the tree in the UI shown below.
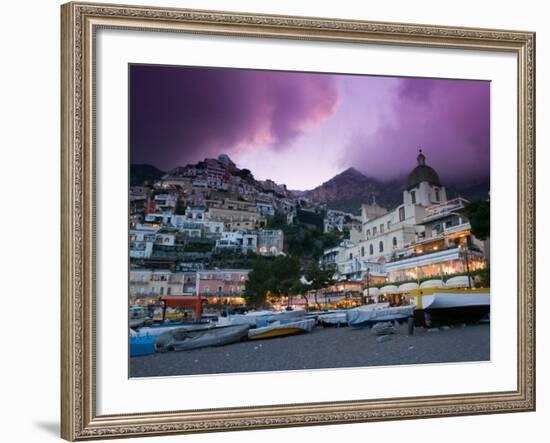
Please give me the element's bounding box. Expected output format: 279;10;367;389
243;256;302;308
464;200;490;240
243;258;272;308
304;266;334;307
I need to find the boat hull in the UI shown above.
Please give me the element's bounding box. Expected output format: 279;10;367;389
248;318;315;340
249;327;305;340
412;290;490;326
415;306;490;327
347;304;415;328
165;324;250;351
318;312;348;327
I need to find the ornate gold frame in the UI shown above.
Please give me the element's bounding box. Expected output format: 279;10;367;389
61;2;536;440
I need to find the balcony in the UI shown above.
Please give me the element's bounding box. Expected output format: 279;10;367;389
423;197;470;222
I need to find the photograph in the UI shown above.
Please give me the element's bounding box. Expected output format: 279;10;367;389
128;64;491;378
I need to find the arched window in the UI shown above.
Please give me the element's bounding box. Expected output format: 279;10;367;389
411;191;417;204
379;241;384;252
369;244;374;255
349;252;353;260
361;246;365;257
392;237;397;247
366;229;371;238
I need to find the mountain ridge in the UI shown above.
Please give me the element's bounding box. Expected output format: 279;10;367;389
130;160;489;215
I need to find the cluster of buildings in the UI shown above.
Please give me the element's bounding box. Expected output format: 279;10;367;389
129;150;489;307
129;268;249;306
129;154;304;304
318;150;488;298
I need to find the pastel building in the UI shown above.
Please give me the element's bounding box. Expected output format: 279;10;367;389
196;270;250;299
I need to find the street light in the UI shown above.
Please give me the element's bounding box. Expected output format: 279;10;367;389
459;243;473;289
363;267;370;305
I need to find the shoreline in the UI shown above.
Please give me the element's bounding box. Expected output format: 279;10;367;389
130;322;490;378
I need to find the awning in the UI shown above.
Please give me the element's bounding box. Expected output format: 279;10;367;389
159;295;206;308
380;285;399;294
398;282;419;292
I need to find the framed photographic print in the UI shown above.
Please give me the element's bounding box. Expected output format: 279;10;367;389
61;1;536;440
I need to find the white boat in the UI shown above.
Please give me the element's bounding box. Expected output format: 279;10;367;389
228;309;306;327
136;322;211;337
248;318;315;340
416;291;490;310
162;324;250;351
346;304;415;328
317;311;348;326
412;289;490;326
129;305;148;328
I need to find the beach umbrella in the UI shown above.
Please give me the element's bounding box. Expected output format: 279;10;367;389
420;279;445;289
445;276;474;288
380;285;399;294
363;287;380;297
398;282;419;292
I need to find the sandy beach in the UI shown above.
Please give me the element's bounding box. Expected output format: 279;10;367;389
130;322;490;378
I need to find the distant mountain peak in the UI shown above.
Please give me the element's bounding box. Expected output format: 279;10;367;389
338;167;364;178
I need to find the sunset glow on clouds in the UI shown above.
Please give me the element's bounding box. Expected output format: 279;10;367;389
130;65;489;190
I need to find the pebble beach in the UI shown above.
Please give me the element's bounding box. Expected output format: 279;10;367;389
130;322;490;378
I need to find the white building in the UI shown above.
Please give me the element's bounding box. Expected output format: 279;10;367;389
153;193;178;214
358;149;447;264
256;201;275;217
257;229;284;255
323;149;456;280
215;231;258;254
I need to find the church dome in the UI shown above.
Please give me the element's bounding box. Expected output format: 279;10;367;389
406;149;441;189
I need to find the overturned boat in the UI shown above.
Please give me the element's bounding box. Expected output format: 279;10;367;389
136;322;211;337
248;318;315;340
227;309;306;327
411;288;490;326
161;324;250;352
346;303;415;328
317;311;348;327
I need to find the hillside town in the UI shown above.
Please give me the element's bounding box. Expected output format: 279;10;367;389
129;150;489;311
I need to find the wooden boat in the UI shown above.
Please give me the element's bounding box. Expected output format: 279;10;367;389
228;309;306;327
129;334;157;356
162;324;250;352
129;305;148;328
317;311;348;327
346;304;415;328
411;288;490;326
136;322;210;337
248;318;315;340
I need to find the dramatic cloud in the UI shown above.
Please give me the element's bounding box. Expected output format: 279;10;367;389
130;65;490;189
130;65;340;170
343;77;490;183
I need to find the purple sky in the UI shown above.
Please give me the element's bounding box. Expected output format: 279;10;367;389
130;65;490;190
